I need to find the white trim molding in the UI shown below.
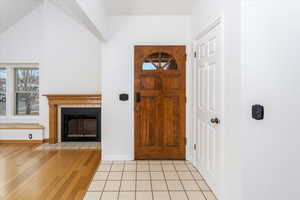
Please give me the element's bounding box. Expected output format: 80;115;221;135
195;17;223;40
102;155;133;161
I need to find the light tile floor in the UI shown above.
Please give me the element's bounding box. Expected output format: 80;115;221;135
35;142;101;150
84;160;217;200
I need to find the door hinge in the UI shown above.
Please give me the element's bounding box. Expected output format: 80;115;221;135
194;51;197;58
193;144;196;150
185;137;187;146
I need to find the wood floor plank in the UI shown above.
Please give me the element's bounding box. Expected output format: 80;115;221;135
0;144;100;200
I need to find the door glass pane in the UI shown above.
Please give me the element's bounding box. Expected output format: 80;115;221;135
67;117;97;137
141;52;178;70
166;59;177;70
15;68;39;115
0;69;6;115
142;63;157;70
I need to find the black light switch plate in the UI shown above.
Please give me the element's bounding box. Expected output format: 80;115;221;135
252;104;264;120
119;94;129;101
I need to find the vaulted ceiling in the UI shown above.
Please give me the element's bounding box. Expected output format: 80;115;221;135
0;0;42;34
105;0;194;15
0;0;193;40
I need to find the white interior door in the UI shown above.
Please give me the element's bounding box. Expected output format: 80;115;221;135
193;23;223;197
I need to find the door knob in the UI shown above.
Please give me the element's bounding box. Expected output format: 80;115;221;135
210;118;220;124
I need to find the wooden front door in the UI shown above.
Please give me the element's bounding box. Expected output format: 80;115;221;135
134;46;186;160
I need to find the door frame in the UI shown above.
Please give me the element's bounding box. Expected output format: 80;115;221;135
130;42;193;160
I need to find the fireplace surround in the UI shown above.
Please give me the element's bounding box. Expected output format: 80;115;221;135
43;94;101;144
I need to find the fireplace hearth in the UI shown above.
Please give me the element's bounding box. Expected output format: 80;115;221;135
61;107;101;142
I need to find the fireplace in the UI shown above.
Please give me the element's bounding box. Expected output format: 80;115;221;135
61;107;101;142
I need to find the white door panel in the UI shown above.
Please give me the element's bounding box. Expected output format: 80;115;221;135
193;23;223;198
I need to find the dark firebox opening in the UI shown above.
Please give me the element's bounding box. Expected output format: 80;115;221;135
61;107;101;142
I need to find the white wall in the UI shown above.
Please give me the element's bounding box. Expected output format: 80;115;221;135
76;0;109;39
0;2;102;138
0;5;43;63
42;2;101;94
102;15;191;160
241;1;300;199
0;0;41;33
191;1;242;200
52;0;106;41
105;0;193;15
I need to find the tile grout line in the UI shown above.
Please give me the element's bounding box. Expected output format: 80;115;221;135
98;162;112;200
87;160;216;200
148;161;155;200
134;161;137;200
185;161;210;200
192;163;213;191
117;163;125;200
161;161;173;200
173;161;190;200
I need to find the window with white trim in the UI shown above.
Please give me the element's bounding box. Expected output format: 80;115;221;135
0;64;39;117
0;69;7;115
15;68;39;115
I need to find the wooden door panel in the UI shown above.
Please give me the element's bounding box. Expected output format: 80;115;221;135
139;75;161;91
162;76;182;91
135;46;186;160
135;96;158;147
161;96;179;146
135;147;185;160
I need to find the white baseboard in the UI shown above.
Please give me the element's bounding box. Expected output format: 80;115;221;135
0;129;43;140
102;154;133;161
102;153;193;161
186;151;193;162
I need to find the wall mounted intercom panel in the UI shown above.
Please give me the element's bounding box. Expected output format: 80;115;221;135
252;104;264;120
119;93;129;101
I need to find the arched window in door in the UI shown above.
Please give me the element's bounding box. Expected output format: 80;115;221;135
142;52;178;70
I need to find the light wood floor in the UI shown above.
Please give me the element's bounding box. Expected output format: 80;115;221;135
0;144;100;200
